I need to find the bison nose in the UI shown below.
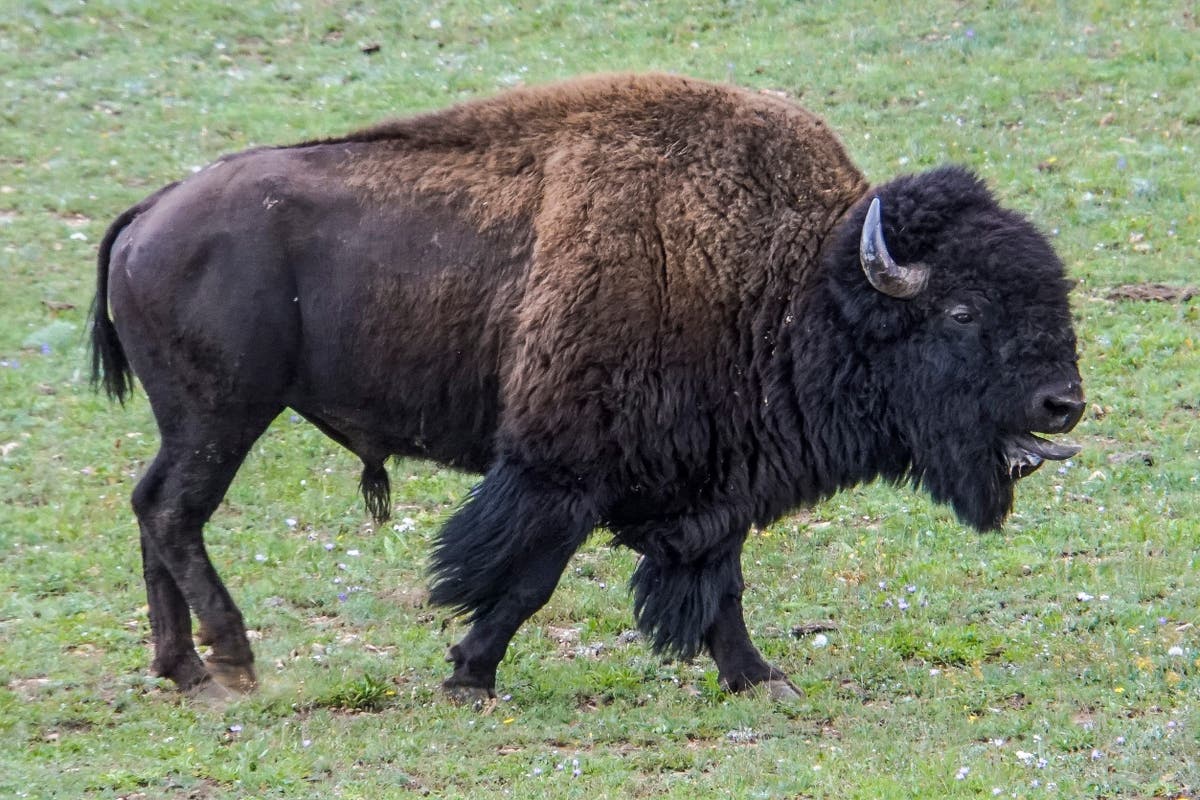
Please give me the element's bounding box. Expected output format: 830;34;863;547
1029;381;1085;433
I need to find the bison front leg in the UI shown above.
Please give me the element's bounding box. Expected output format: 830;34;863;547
429;458;597;703
631;538;801;701
705;591;802;701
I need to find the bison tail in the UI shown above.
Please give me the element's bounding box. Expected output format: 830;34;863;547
631;552;741;661
90;183;177;404
428;459;596;622
90;206;136;403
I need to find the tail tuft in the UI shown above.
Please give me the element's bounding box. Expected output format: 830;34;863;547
360;461;391;522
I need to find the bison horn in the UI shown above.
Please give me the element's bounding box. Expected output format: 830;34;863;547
859;197;930;299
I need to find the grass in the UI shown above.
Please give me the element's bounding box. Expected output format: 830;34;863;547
1;0;1198;797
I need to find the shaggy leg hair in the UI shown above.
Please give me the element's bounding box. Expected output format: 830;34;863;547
429;457;597;622
430;457;599;693
630;545;743;661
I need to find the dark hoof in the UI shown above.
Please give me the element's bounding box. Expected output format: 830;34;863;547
442;682;495;709
207;661;258;694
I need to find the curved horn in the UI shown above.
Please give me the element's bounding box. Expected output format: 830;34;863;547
859;197;930;299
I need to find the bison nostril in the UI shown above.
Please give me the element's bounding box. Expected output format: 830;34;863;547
1044;395;1078;417
1032;385;1085;432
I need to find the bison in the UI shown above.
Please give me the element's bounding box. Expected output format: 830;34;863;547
91;73;1083;702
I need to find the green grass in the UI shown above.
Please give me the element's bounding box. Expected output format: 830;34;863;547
2;1;1198;797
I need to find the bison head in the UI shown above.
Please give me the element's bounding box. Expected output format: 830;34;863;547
823;166;1083;531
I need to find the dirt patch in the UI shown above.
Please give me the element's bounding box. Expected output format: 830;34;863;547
1106;450;1154;467
377;585;429;609
1106;283;1197;303
1005;692;1031;710
7;676;55;700
791;620;839;637
54;211;92;228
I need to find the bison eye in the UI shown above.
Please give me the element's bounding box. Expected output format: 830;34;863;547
948;306;975;325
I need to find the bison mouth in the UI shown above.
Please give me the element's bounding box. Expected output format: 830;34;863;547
1002;433;1081;479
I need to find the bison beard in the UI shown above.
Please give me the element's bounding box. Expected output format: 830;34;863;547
91;73;1083;701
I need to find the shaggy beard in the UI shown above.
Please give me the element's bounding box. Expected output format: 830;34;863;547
912;441;1017;532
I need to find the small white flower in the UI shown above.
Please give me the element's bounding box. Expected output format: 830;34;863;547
1168;645;1184;657
347;549;361;557
955;766;969;781
429;18;442;29
285;518;298;528
811;633;829;648
1076;591;1094;602
254;553;267;562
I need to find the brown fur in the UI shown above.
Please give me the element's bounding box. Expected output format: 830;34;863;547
328;74;867;474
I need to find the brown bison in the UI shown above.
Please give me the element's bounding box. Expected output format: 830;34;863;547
91;73;1082;702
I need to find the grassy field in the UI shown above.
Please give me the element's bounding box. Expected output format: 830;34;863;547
2;1;1198;797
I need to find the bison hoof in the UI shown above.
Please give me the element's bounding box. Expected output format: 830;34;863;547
442;682;495;709
207;661;258;694
761;679;804;702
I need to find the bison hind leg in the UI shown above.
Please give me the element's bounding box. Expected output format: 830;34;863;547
359;459;391;522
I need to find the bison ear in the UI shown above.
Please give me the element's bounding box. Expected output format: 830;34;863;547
860;197;930;299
